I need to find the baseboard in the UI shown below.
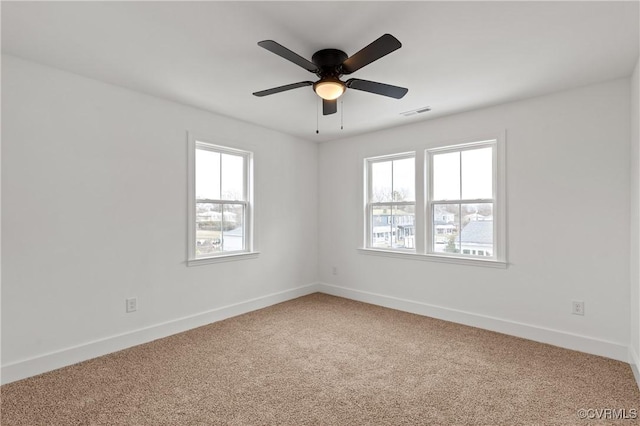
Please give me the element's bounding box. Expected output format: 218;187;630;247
630;347;640;391
1;283;320;385
317;283;629;363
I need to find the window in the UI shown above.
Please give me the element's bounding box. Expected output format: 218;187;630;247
427;141;498;259
188;135;254;264
365;153;415;251
361;137;505;267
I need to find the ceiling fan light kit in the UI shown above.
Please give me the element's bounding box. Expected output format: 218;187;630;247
313;78;345;100
253;34;408;116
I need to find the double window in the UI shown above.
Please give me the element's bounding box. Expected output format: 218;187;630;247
188;136;254;264
364;138;505;266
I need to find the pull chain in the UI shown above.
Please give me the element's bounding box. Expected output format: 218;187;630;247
340;99;344;130
316;99;319;134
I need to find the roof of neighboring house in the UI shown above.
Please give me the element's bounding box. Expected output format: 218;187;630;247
460;220;493;244
433;220;456;228
225;226;243;236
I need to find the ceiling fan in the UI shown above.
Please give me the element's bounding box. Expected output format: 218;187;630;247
253;34;408;115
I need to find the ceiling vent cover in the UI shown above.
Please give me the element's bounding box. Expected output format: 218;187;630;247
400;106;431;117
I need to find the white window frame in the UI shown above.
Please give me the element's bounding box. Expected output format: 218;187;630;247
359;134;506;268
364;152;416;253
426;139;504;263
187;134;257;266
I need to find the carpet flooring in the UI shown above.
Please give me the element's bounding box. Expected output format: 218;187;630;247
1;293;639;425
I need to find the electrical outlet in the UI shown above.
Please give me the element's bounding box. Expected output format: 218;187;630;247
332;266;337;275
126;297;137;313
572;300;584;316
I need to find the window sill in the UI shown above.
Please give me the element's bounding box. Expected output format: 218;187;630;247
188;251;260;266
357;248;507;269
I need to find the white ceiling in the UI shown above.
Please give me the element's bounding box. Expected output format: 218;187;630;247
2;1;639;142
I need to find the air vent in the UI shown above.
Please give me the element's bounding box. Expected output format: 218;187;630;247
400;106;432;117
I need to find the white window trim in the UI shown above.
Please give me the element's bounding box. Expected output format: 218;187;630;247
364;152;417;253
426;138;504;262
356;248;507;269
359;133;507;268
187;251;260;267
187;133;258;266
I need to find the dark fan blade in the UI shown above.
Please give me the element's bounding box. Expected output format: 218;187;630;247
258;40;318;73
253;81;313;97
341;34;402;75
323;99;337;115
346;78;408;99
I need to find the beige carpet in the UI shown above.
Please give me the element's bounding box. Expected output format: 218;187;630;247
2;293;639;425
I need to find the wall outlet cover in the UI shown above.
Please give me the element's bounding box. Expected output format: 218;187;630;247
126;298;137;313
572;300;584;316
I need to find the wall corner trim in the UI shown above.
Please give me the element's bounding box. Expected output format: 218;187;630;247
317;283;629;363
1;283;321;385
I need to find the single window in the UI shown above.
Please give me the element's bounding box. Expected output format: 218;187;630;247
366;153;416;251
188;136;253;263
428;141;498;259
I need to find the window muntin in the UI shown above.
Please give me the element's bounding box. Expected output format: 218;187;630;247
191;140;252;260
428;142;496;259
366;154;416;251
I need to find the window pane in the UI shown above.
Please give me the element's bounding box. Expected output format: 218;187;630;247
370;204;415;250
433;204;460;254
195;202;222;257
221;204;245;252
371;205;393;248
462;147;492;199
221;153;244;201
392;158;415;201
433;152;460;201
459;203;493;257
195;149;220;200
371;161;392;202
392;205;415;249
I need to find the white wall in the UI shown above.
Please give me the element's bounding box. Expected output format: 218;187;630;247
318;78;631;361
1;55;318;383
630;56;640;381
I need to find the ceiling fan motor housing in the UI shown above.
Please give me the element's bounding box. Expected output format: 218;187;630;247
312;49;348;78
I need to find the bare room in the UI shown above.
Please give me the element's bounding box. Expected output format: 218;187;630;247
2;1;639;424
